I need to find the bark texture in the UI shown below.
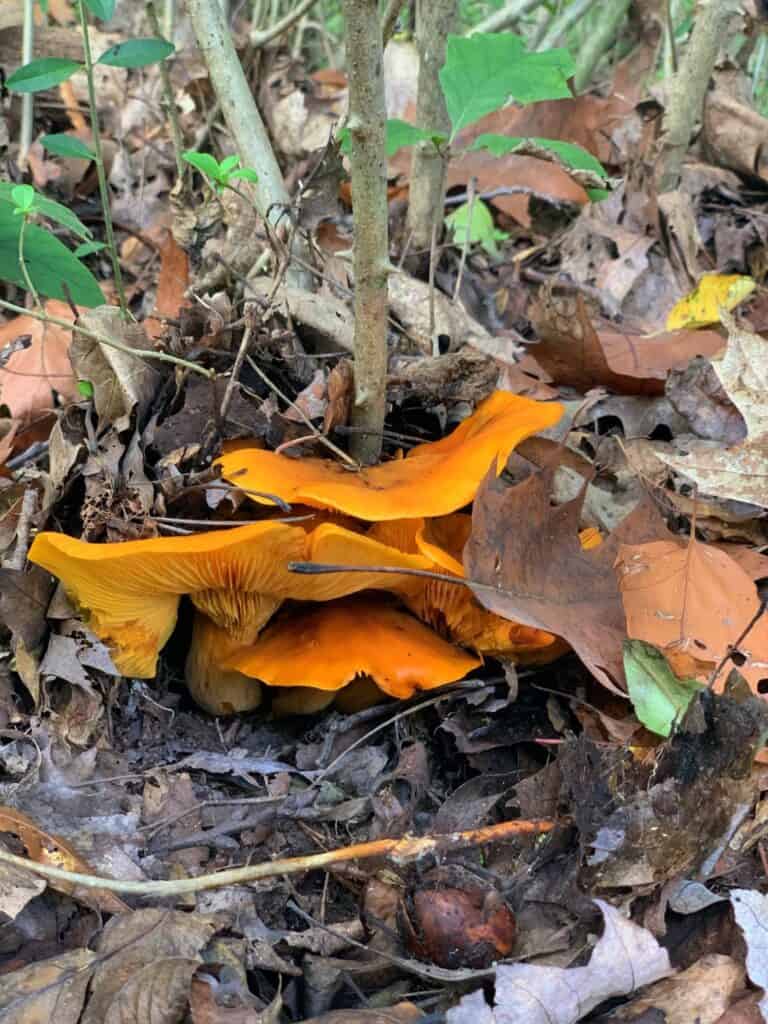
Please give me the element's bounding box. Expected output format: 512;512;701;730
342;0;390;464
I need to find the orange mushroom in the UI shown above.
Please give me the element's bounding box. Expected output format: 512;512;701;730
28;521;430;678
222;596;482;700
216;391;564;521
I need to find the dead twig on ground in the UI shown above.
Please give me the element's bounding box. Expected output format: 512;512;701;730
0;818;556;895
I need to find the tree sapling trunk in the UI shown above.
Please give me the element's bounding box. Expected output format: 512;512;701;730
406;0;457;269
657;0;740;193
341;0;390;465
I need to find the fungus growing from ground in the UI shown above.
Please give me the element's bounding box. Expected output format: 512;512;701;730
217;391;564;521
222;596;482;699
28;521;430;677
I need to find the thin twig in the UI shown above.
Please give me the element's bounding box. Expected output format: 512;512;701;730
428;216;438;357
146;1;185;182
219;322;253;424
3;488;37;571
18;0;34;170
250;0;321;47
0;298;214;379
0;818;555;895
245;355;358;468
453;175;476;304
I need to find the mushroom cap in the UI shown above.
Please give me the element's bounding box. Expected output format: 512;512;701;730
185;612;262;715
217;391;564;521
222;596;482;699
28;520;431;678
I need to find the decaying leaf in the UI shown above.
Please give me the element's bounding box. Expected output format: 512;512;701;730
0;948;96;1024
0;805;128;913
730;890;768;1024
659;313;768;507
530;292;724;396
70;306;161;430
81;909;218;1024
616;538;768;695
666;273;755;330
0;299;78;421
466;458;669;693
446;901;671;1024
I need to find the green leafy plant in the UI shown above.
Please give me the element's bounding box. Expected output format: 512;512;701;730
181;152;259;195
0;182;103;307
344;32;610;259
5;0;175;313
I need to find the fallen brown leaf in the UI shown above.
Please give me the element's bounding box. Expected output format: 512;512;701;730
660;313;768;507
530;292;724;396
466;457;670;693
0;805;128;914
0;300;78;421
617;537;768;694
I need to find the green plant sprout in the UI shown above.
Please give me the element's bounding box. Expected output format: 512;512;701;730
180;152;260;195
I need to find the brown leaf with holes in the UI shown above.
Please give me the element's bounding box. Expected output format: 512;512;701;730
0;300;78;421
0;805;129;914
616;538;768;694
530;293;724;397
465;457;670;693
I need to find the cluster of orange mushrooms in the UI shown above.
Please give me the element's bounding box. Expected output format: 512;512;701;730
28;391;593;716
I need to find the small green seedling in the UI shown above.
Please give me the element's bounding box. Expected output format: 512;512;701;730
11;184;36;216
181;151;260;194
446;199;508;258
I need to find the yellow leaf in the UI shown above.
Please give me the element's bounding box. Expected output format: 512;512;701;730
666;273;755;331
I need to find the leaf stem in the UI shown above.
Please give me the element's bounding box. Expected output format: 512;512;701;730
76;0;127;317
17;217;42;311
0;297;214;379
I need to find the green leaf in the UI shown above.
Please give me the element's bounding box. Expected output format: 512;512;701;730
471;133;607;178
11;185;36;214
0;183;92;241
0;202;104;306
218;154;241;174
83;0;116;18
7;57;82;93
77;379;95;398
73;240;106;258
97;38;174;69
41;134;96;161
587;187;611;202
338;119;438;158
227;168;259;184
385;119;437;156
623;640;703;737
440;34;574;138
445;198;508;257
182;150;224;181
